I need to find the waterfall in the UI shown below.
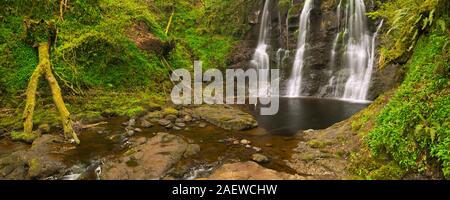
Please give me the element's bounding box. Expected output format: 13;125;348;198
340;0;380;101
250;0;271;97
286;0;314;97
330;0;343;69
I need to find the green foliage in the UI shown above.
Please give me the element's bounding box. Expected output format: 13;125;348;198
155;0;255;70
0;0;252;101
0;0;171;100
278;0;291;11
368;32;450;177
0;16;39;100
1;0;60;19
368;0;448;66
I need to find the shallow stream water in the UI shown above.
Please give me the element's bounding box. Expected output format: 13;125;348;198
0;98;369;180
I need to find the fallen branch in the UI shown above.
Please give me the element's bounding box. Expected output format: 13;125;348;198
80;121;108;129
165;11;174;35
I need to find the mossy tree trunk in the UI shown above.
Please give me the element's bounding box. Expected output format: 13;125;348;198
22;42;80;144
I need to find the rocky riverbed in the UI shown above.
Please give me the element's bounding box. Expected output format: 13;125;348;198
0;103;366;180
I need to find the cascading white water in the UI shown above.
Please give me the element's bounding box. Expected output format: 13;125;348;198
286;0;314;97
330;0;343;69
250;0;271;97
341;0;379;101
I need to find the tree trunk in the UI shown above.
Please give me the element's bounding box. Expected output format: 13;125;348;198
22;46;45;135
22;42;80;144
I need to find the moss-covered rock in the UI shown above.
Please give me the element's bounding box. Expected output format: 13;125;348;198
193;105;258;131
10;131;38;143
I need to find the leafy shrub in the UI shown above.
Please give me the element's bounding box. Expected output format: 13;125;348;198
368;0;447;66
368;32;450;177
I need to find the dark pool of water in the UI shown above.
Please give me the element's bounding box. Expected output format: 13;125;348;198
246;97;370;135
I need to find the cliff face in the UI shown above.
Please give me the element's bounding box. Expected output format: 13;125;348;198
227;0;403;100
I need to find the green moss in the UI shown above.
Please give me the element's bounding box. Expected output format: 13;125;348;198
10;131;38;143
288;2;304;18
28;159;39;172
368;0;447;66
0;91;165;130
126;156;139;167
163;107;179;116
368;163;407;180
278;0;291;11
307;140;332;149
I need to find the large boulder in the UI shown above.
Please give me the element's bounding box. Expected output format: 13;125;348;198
0;135;68;180
101;132;200;180
287;120;360;179
193;105;258;131
208;161;304;180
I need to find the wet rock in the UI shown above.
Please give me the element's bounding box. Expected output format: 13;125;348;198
240;139;251;145
101;133;200;180
126;130;135;136
158;119;171;126
134;137;147;145
245;145;252;148
173;126;182;131
198;123;207;128
0;135;68;180
134;128;143;133
183;115;192;122
265;143;273;147
252;146;262;152
193;105;258;131
184;144;201;157
144;111;164;120
368;63;404;100
140;119;153;128
233;141;240;145
165;114;178;122
251;154;270;163
175;122;186;128
304;129;315;133
208;162;304;180
288;120;360;179
175;118;184;123
122;118;136;127
165;124;173;129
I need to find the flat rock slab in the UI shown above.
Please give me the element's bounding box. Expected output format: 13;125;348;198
101;132;199;180
208;161;305;180
0;135;68;180
287;121;359;179
193;105;258;131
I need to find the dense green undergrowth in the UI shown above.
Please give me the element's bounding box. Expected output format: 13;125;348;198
0;0;257;103
368;32;449;178
0;0;257;130
369;0;447;66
